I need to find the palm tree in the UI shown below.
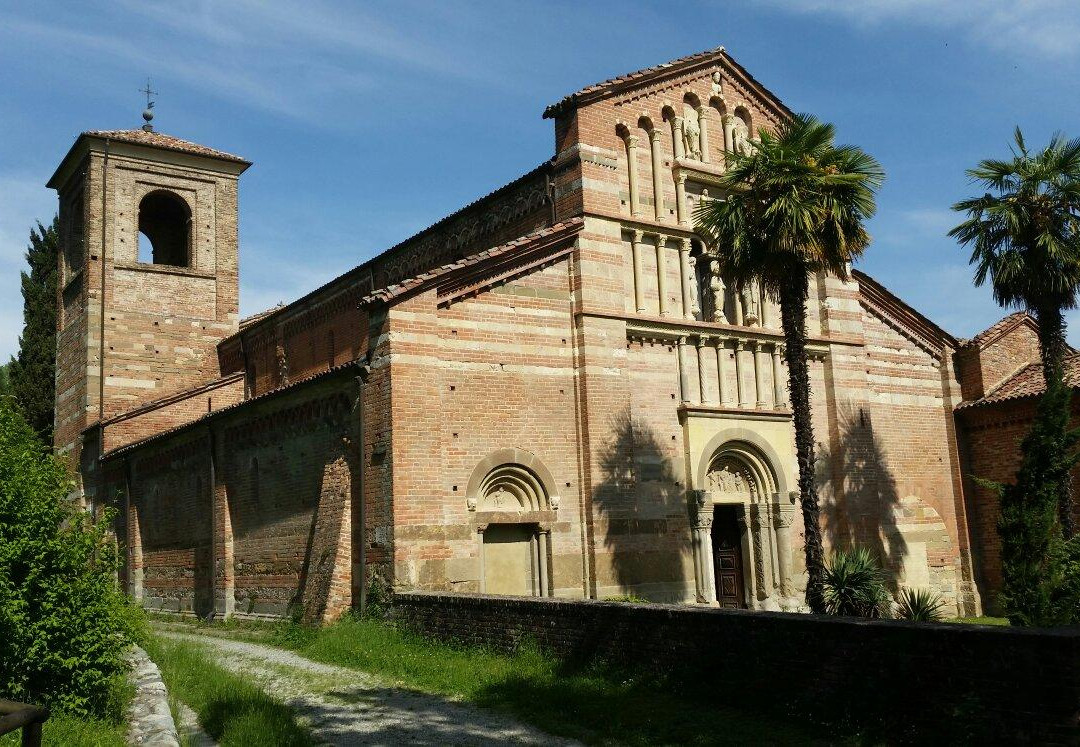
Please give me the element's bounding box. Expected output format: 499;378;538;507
694;114;883;613
950;127;1080;384
950;128;1080;537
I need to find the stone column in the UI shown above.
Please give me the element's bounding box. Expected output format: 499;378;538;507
772;344;786;408
749;504;772;604
737;509;756;609
678;238;693;318
690;491;716;604
697;336;710;404
698;107;710;163
716;339;730;405
672;117;686;160
722;114;735;155
537;528;550;597
754;341;768;409
773;504;796;599
631;229;645;313
476;524;487;593
733;285;744;326
735;341;750;407
675;172;689;226
656;234;670;316
677;336;692;403
649;129;665;221
626;135;642;217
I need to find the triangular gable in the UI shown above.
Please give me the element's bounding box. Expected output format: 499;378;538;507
853;269;957;359
543;47;793;124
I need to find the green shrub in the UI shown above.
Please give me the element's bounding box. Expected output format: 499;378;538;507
0;399;142;717
986;378;1077;626
603;594;650;604
821;547;890;618
1056;535;1080;625
895;587;945;622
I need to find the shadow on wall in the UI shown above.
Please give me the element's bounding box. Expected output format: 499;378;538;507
817;401;907;590
594;408;689;600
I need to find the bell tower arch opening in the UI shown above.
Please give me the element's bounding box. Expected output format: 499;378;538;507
137;189;192;267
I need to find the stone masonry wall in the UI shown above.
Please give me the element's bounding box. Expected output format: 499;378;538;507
392;592;1080;743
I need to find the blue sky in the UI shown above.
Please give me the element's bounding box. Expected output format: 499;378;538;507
3;0;1080;360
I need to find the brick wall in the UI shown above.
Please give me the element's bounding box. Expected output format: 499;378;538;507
110;372;360;622
392;592;1080;742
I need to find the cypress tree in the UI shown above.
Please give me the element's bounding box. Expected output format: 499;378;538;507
9;217;58;442
987;377;1080;626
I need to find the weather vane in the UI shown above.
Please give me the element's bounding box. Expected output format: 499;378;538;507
140;78;157;132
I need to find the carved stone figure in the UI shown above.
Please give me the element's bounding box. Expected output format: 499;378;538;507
682;111;701;160
709;260;725;323
706;461;754;495
732;118;752;156
740;283;760;325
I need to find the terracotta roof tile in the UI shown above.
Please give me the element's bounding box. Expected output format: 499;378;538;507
956;353;1080;410
84;129;250;164
957;312;1034;350
359;218;583;306
544;47;727;118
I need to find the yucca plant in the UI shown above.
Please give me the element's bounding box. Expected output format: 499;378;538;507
895;587;946;622
822;547;891;618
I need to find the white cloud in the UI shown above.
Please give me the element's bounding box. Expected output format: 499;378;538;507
755;0;1080;59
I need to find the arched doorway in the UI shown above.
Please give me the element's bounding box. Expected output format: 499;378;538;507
691;439;797;609
466;451;560;597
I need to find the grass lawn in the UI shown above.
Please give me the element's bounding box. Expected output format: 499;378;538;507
143;635;312;747
154;613;859;745
947;616;1010;626
0;713;127;747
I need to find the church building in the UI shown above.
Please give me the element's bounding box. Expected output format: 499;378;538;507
48;47;1046;621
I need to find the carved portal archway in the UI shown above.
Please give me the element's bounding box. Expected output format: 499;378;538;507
466;449;559;597
690;440;798;611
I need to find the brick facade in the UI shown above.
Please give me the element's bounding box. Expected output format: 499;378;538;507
51;47;1047;622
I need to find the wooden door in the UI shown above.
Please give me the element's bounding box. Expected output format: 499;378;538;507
711;506;745;608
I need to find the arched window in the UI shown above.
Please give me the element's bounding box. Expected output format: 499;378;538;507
65;193;85;278
137;190;191;267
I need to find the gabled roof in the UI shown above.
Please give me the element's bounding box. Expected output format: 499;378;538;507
957;312;1038;351
360;218;583;306
852;269;958;358
48;128;250;188
956;353;1080;410
542;46;794;121
82;129;250;163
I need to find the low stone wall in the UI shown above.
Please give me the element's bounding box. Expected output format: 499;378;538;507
391;592;1080;743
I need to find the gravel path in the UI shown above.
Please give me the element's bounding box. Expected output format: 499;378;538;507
157;631;579;746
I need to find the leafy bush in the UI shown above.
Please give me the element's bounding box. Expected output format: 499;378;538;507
0;399;143;717
895;587;945;622
822;547;890;618
1056;535;1080;625
603;594;650;604
987;378;1078;626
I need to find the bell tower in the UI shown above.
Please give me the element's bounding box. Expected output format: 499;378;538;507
47;112;250;500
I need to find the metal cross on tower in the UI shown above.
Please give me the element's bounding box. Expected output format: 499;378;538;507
140;78;157;132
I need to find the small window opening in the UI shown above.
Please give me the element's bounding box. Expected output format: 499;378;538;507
137;190;191;266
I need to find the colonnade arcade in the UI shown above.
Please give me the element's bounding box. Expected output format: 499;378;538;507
690;439;799;610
